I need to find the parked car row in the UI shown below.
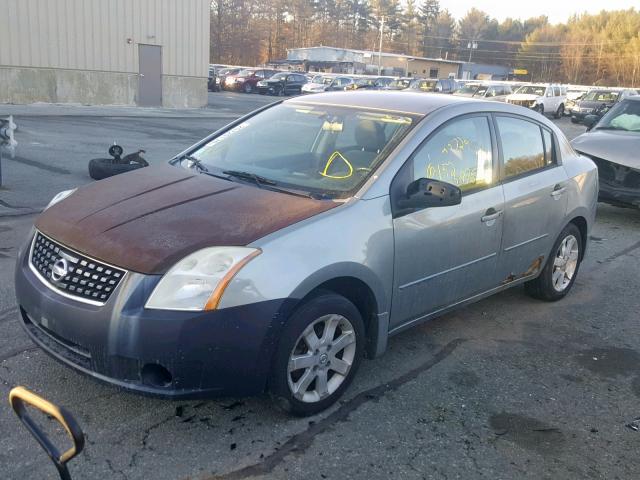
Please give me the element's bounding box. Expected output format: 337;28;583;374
568;88;638;124
208;66;639;126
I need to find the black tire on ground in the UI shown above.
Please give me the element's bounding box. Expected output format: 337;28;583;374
535;104;544;115
88;158;145;180
269;291;365;416
554;104;564;119
525;222;582;302
571;116;579;124
243;83;253;93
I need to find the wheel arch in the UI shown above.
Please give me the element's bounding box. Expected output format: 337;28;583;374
288;264;390;359
568;215;588;260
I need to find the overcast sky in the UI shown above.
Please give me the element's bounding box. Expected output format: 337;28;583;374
445;1;637;24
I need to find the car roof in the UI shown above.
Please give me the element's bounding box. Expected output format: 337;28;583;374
284;90;480;116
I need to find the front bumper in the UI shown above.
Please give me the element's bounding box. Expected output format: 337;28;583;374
571;111;592;122
599;179;640;208
585;156;640;208
257;84;281;95
15;233;291;398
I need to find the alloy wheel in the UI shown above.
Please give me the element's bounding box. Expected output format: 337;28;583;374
287;314;356;403
552;234;579;292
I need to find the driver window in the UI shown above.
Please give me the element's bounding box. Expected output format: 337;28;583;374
410;116;494;192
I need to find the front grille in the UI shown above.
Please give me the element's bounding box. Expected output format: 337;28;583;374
30;232;126;305
509;100;533;108
585;154;640;189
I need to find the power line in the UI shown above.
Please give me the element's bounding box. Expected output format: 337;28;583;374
417;33;630;47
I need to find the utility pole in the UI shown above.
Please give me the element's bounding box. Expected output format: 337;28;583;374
378;16;384;75
467;40;478;63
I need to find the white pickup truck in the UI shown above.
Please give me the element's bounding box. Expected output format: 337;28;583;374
505;84;567;118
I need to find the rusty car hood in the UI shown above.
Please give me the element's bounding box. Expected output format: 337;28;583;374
36;165;337;274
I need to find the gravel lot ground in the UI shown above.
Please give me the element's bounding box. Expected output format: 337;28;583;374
1;93;638;480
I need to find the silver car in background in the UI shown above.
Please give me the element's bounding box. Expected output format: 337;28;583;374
15;91;598;416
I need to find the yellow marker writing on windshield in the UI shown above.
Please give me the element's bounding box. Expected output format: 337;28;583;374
320;151;354;179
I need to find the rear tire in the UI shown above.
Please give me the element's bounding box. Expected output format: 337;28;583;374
269;291;364;416
525;223;582;301
88;158;145;180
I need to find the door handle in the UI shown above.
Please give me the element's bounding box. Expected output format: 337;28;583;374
139;74;145;77
481;208;503;224
550;184;567;198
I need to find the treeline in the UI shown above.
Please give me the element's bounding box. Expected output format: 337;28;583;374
210;1;640;86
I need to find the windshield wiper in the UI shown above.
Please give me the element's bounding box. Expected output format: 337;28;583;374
222;170;331;200
222;170;278;186
182;155;231;181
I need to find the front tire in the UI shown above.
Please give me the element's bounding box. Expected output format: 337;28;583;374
535;104;545;115
269;292;364;416
554;104;564;119
243;82;253;93
525;223;582;301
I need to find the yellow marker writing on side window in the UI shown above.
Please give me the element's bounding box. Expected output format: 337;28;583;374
320;151;354;179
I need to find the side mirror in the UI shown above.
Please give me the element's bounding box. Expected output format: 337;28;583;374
10;386;85;480
397;178;462;211
584;114;599;130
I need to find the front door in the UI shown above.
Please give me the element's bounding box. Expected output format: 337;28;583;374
390;114;504;329
138;44;162;106
494;115;568;281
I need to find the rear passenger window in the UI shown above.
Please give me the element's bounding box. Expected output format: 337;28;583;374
497;117;546;178
411;116;493;192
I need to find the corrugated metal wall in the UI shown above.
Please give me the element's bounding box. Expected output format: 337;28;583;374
0;0;209;78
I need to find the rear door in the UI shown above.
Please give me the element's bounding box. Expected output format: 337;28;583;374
494;115;568;282
390;114;504;329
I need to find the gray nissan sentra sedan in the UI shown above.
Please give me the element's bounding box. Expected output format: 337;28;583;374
15;91;598;415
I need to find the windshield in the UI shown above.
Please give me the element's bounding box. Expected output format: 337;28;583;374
474;86;489;97
516;85;546;96
237;69;255;77
595;100;640;132
455;84;480;95
270;72;287;80
388;79;411;89
185;103;419;197
309;75;334;85
409;79;437;91
583;90;620;102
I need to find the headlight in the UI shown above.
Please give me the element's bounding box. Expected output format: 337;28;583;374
44;188;77;210
145;247;261;311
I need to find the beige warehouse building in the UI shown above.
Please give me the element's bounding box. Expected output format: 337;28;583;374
0;0;209;108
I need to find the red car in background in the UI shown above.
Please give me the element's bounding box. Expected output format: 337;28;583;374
224;68;281;93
